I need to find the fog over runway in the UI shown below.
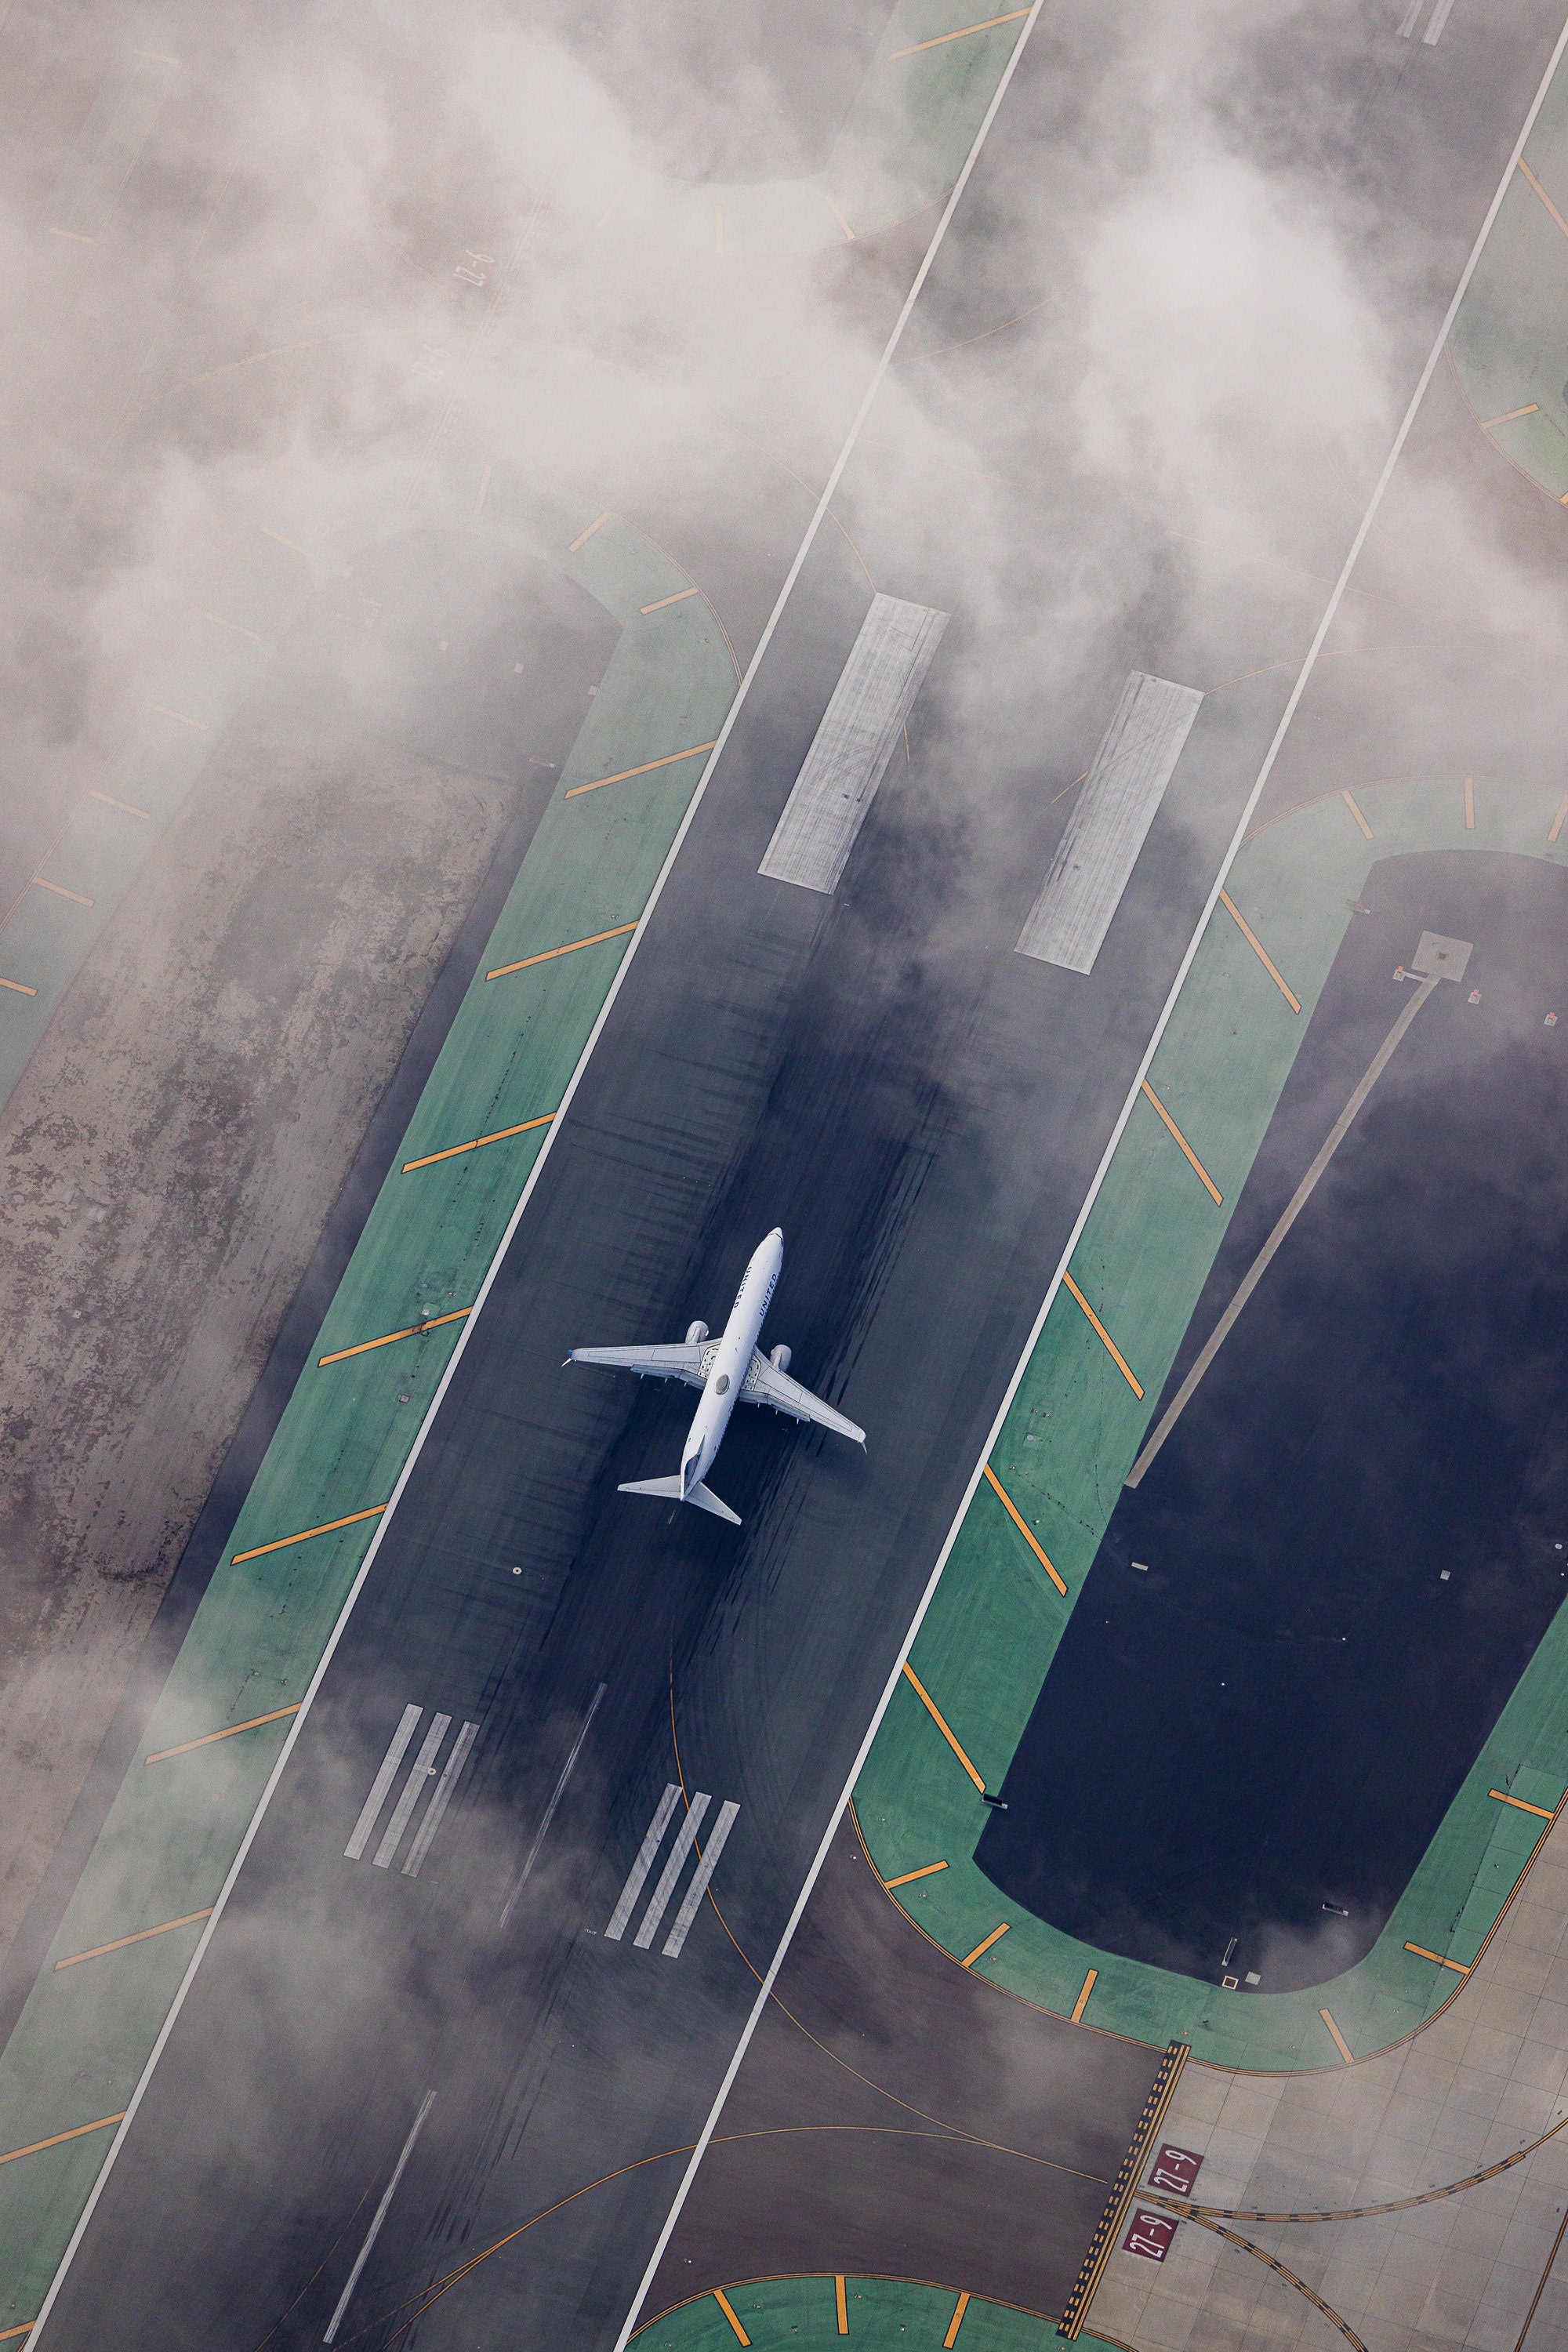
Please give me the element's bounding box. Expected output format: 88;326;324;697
5;4;1568;2351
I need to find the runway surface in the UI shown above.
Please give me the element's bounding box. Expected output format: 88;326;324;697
24;0;1568;2347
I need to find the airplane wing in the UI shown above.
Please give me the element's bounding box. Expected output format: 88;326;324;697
569;1342;709;1388
741;1350;865;1443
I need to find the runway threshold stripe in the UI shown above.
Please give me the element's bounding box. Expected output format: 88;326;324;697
1071;1966;1098;2024
0;978;37;996
145;1704;302;1763
1404;1942;1470;1974
1061;1273;1144;1399
401;1112;554;1171
883;1860;947;1888
981;1466;1067;1593
1490;1788;1556;1818
1319;2006;1354;2063
1340;789;1374;840
230;1504;385;1564
0;2114;125;2168
55;1910;212;1969
1218;888;1301;1011
901;1664;985;1792
887;9;1028;58
486;923;636;980
318;1308;470;1365
960;1923;1010;1968
1140;1080;1222;1205
835;2274;848;2334
943;2292;971;2348
1549;793;1568;844
564;742;717;798
713;2290;750;2345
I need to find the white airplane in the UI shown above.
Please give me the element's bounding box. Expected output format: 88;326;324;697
568;1228;865;1526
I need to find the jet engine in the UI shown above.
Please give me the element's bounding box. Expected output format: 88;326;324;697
686;1321;710;1345
770;1344;792;1372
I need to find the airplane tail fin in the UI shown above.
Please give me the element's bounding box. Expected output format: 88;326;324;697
617;1474;742;1527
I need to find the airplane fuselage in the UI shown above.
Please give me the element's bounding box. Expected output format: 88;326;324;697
681;1228;782;1497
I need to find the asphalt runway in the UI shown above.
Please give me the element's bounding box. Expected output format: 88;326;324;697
25;1;1568;2347
982;850;1568;1994
40;484;1269;2350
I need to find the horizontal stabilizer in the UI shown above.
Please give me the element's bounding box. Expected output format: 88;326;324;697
617;1475;742;1527
571;1341;709;1388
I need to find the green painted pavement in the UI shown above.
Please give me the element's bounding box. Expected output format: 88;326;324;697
1450;46;1568;500
550;0;1032;253
637;2274;1126;2352
856;775;1568;2074
0;488;737;2328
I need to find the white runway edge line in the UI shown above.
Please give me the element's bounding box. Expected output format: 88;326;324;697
25;0;1063;2327
604;13;1568;2344
23;0;1561;2330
